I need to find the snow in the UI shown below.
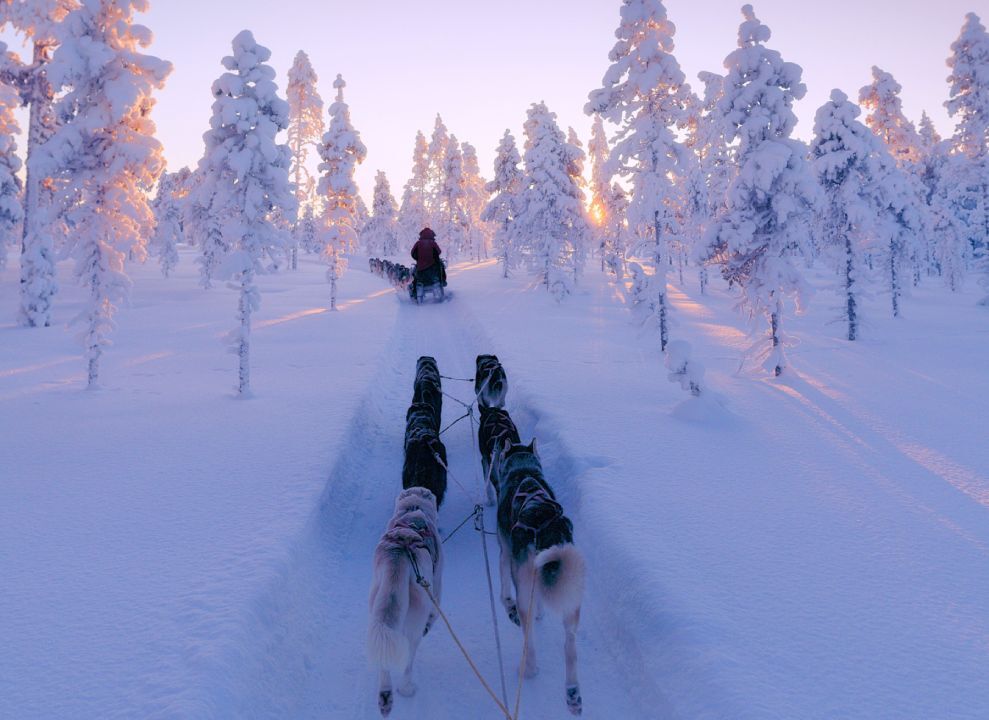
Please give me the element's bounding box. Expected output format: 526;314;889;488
3;244;989;718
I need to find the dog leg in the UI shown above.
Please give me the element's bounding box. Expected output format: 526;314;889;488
397;634;420;698
377;669;393;716
497;533;520;626
564;608;582;715
516;565;539;679
482;457;496;506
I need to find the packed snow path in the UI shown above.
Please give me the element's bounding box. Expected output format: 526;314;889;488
241;263;655;719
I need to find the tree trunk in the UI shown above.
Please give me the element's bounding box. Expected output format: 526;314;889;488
846;235;857;341
890;238;900;318
237;272;252;395
771;297;783;377
18;41;58;328
654;213;668;352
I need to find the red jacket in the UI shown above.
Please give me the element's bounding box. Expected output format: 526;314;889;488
411;237;441;271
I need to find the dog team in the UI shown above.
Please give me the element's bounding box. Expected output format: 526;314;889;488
368;257;413;292
367;354;586;716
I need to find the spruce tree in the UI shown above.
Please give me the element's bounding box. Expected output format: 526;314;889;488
703;5;818;376
587;0;692;351
285;50;324;269
0;73;23;273
482;130;523;278
191;30;295;395
34;0;171;388
398;130;430;248
361;171;399;256
1;0;76;327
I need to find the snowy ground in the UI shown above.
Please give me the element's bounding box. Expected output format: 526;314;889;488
2;247;988;719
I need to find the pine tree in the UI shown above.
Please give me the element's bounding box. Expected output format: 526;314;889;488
702;5;818;376
317;73;366;267
32;0;170;388
192;30;295;395
587;115;612;268
586;0;692;351
426;114;449;225
515;102;588;299
438;135;469;258
1;0;77;327
285;50;324;270
461;141;490;262
482;130;524;278
150;170;185;278
859;67;921;165
361;171;399;256
398;130;430;249
0;73;23;272
811;90;901;340
945;12;989;302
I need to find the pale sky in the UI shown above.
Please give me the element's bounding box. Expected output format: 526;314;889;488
10;0;983;201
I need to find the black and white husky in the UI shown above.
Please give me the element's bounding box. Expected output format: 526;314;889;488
495;439;585;715
478;406;520;505
368;487;442;716
475;354;508;409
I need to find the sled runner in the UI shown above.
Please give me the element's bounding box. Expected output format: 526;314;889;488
409;260;449;304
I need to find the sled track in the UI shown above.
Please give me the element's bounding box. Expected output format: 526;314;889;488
226;281;665;719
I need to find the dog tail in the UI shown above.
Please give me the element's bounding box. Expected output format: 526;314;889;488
367;560;411;671
534;543;585;616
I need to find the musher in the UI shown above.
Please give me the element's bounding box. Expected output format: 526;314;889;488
410;227;446;302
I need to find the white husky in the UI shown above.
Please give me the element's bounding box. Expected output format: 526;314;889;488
367;488;442;716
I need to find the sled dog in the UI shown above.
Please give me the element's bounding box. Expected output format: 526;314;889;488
477;406;520;505
495;439;585;715
412;356;443;429
475;354;508;409
367;488;442;716
403;402;448;507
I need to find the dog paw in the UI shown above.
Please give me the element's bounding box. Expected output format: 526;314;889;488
378;690;393;716
397;681;417;697
522;661;539;679
505;603;520;627
566;685;582;715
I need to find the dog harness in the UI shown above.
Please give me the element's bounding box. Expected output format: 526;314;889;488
509;478;564;544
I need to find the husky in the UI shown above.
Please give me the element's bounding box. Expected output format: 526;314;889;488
495;439;585;716
403;402;448;507
368;488;442;717
475;354;508;409
477;406;520;505
412;356;443;429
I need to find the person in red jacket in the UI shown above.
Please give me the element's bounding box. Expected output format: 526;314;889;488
411;227;445;301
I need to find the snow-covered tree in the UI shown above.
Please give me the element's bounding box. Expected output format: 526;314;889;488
191;30;295;395
1;0;77;326
858;67;921;166
515;102;589;299
461;141;490;261
811;89;900;340
398;130;430;248
0;74;23;272
285;50;324;269
482;130;523;278
317;73;366;262
702;5;818;376
602;181;630;278
426;114;449;223
945;12;989;302
587;115;611;234
361;170;399;256
586;0;693;351
294;204;319;254
438;135;469;258
150;170;186;278
31;0;170;388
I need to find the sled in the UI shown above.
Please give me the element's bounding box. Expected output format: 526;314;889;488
409;262;449;304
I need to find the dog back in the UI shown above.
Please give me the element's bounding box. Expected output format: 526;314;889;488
475;354;508;409
478;407;521;468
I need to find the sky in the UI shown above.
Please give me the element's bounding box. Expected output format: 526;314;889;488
6;0;982;203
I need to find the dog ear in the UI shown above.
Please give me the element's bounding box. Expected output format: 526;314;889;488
530;438;539;459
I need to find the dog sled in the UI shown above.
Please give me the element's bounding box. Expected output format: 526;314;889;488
409;261;449;304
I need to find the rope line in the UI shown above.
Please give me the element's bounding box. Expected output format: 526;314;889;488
477;504;511;711
441;508;476;545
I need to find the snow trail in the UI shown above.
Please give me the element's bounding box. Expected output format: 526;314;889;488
230;262;656;719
